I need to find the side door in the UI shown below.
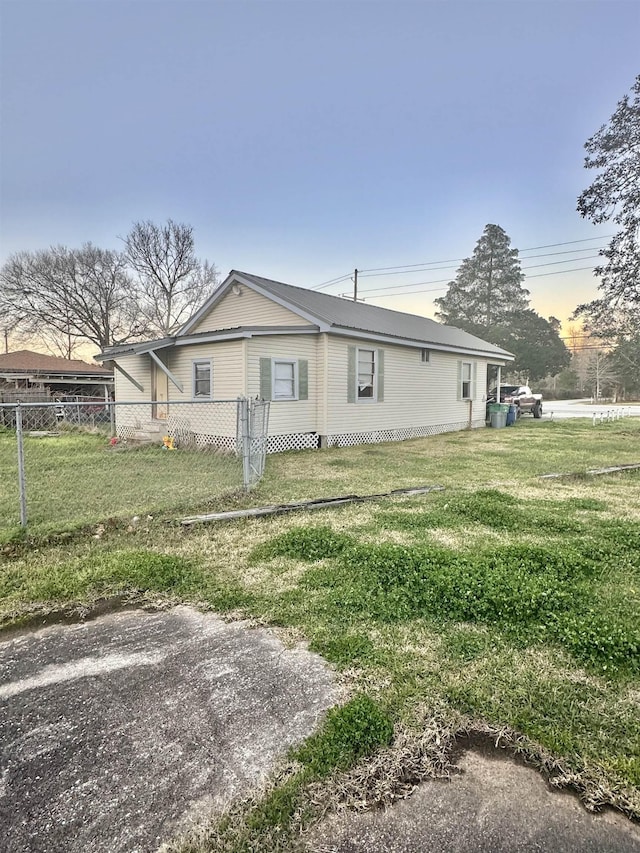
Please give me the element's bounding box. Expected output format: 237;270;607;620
152;361;169;420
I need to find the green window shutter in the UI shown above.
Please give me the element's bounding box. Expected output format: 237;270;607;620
298;359;308;400
260;358;272;400
376;349;385;402
457;361;462;401
472;362;478;400
347;346;356;404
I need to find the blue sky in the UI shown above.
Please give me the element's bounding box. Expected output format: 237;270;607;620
1;0;638;329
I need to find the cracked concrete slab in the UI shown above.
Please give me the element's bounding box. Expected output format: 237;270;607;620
308;743;640;852
0;606;340;852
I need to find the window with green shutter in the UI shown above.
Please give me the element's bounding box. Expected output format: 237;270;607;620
259;358;308;401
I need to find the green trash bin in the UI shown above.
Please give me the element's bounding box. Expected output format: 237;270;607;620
489;403;509;428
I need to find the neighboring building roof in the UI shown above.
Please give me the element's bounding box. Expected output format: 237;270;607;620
98;270;514;361
0;350;113;377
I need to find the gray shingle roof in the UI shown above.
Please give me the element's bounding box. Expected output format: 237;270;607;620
232;271;513;358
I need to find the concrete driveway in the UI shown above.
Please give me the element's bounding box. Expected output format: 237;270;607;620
2;607;639;853
0;607;340;853
309;742;640;853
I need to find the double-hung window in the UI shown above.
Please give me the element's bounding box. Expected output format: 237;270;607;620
357;348;376;400
259;358;308;401
272;359;298;401
192;359;212;399
460;361;472;400
347;346;384;403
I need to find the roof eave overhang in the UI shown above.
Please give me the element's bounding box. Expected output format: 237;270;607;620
97;338;175;361
177;326;320;346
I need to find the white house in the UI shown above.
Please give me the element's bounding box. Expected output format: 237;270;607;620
96;270;513;451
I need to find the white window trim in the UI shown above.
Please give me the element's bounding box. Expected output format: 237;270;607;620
356;347;377;403
420;348;430;364
272;358;298;401
192;358;212;400
460;361;472;400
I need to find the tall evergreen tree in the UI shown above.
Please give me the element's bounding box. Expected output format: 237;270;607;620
574;75;640;336
434;224;529;331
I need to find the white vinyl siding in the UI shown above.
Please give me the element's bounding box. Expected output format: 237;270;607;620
327;335;486;435
189;287;314;334
112;354;151;402
248;336;317;434
167;341;244;399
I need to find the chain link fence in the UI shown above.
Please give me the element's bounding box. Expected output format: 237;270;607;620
0;398;269;534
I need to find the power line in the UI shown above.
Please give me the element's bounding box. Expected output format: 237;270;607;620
354;235;613;277
518;235;613;253
353;260;599;298
367;265;598;299
357;245;606;280
522;254;600;272
312;272;353;290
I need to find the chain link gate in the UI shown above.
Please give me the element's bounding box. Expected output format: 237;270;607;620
238;398;271;489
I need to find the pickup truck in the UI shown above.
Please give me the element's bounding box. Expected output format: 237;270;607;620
488;385;543;418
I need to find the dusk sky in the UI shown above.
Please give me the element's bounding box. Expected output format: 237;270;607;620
1;0;639;333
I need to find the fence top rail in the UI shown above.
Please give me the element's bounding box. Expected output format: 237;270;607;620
0;399;244;408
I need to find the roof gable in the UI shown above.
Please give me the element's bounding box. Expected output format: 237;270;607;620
185;279;316;335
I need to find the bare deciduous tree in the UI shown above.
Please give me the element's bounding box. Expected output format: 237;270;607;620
124;219;218;336
0;244;142;352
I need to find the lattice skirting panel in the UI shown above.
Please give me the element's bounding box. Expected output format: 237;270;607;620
326;419;485;448
266;433;320;454
263;420;486;454
116;424;238;454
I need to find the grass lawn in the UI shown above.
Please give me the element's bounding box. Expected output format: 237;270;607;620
0;429;243;538
1;418;639;851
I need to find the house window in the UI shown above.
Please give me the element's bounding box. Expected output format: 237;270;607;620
460;361;472;400
357;348;376;400
192;360;212;398
420;349;430;363
273;359;298;400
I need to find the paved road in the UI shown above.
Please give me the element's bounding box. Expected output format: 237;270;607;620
543;399;640;420
0;607;340;853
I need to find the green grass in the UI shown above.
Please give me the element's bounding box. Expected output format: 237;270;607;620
2;418;640;850
255;418;640;502
0;431;243;538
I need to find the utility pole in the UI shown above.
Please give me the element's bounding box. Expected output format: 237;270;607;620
353;268;358;302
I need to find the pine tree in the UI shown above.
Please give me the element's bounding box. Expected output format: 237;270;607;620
574;75;640;336
434;224;529;331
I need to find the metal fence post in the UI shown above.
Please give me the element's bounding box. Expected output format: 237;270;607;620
239;397;251;491
15;403;28;527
